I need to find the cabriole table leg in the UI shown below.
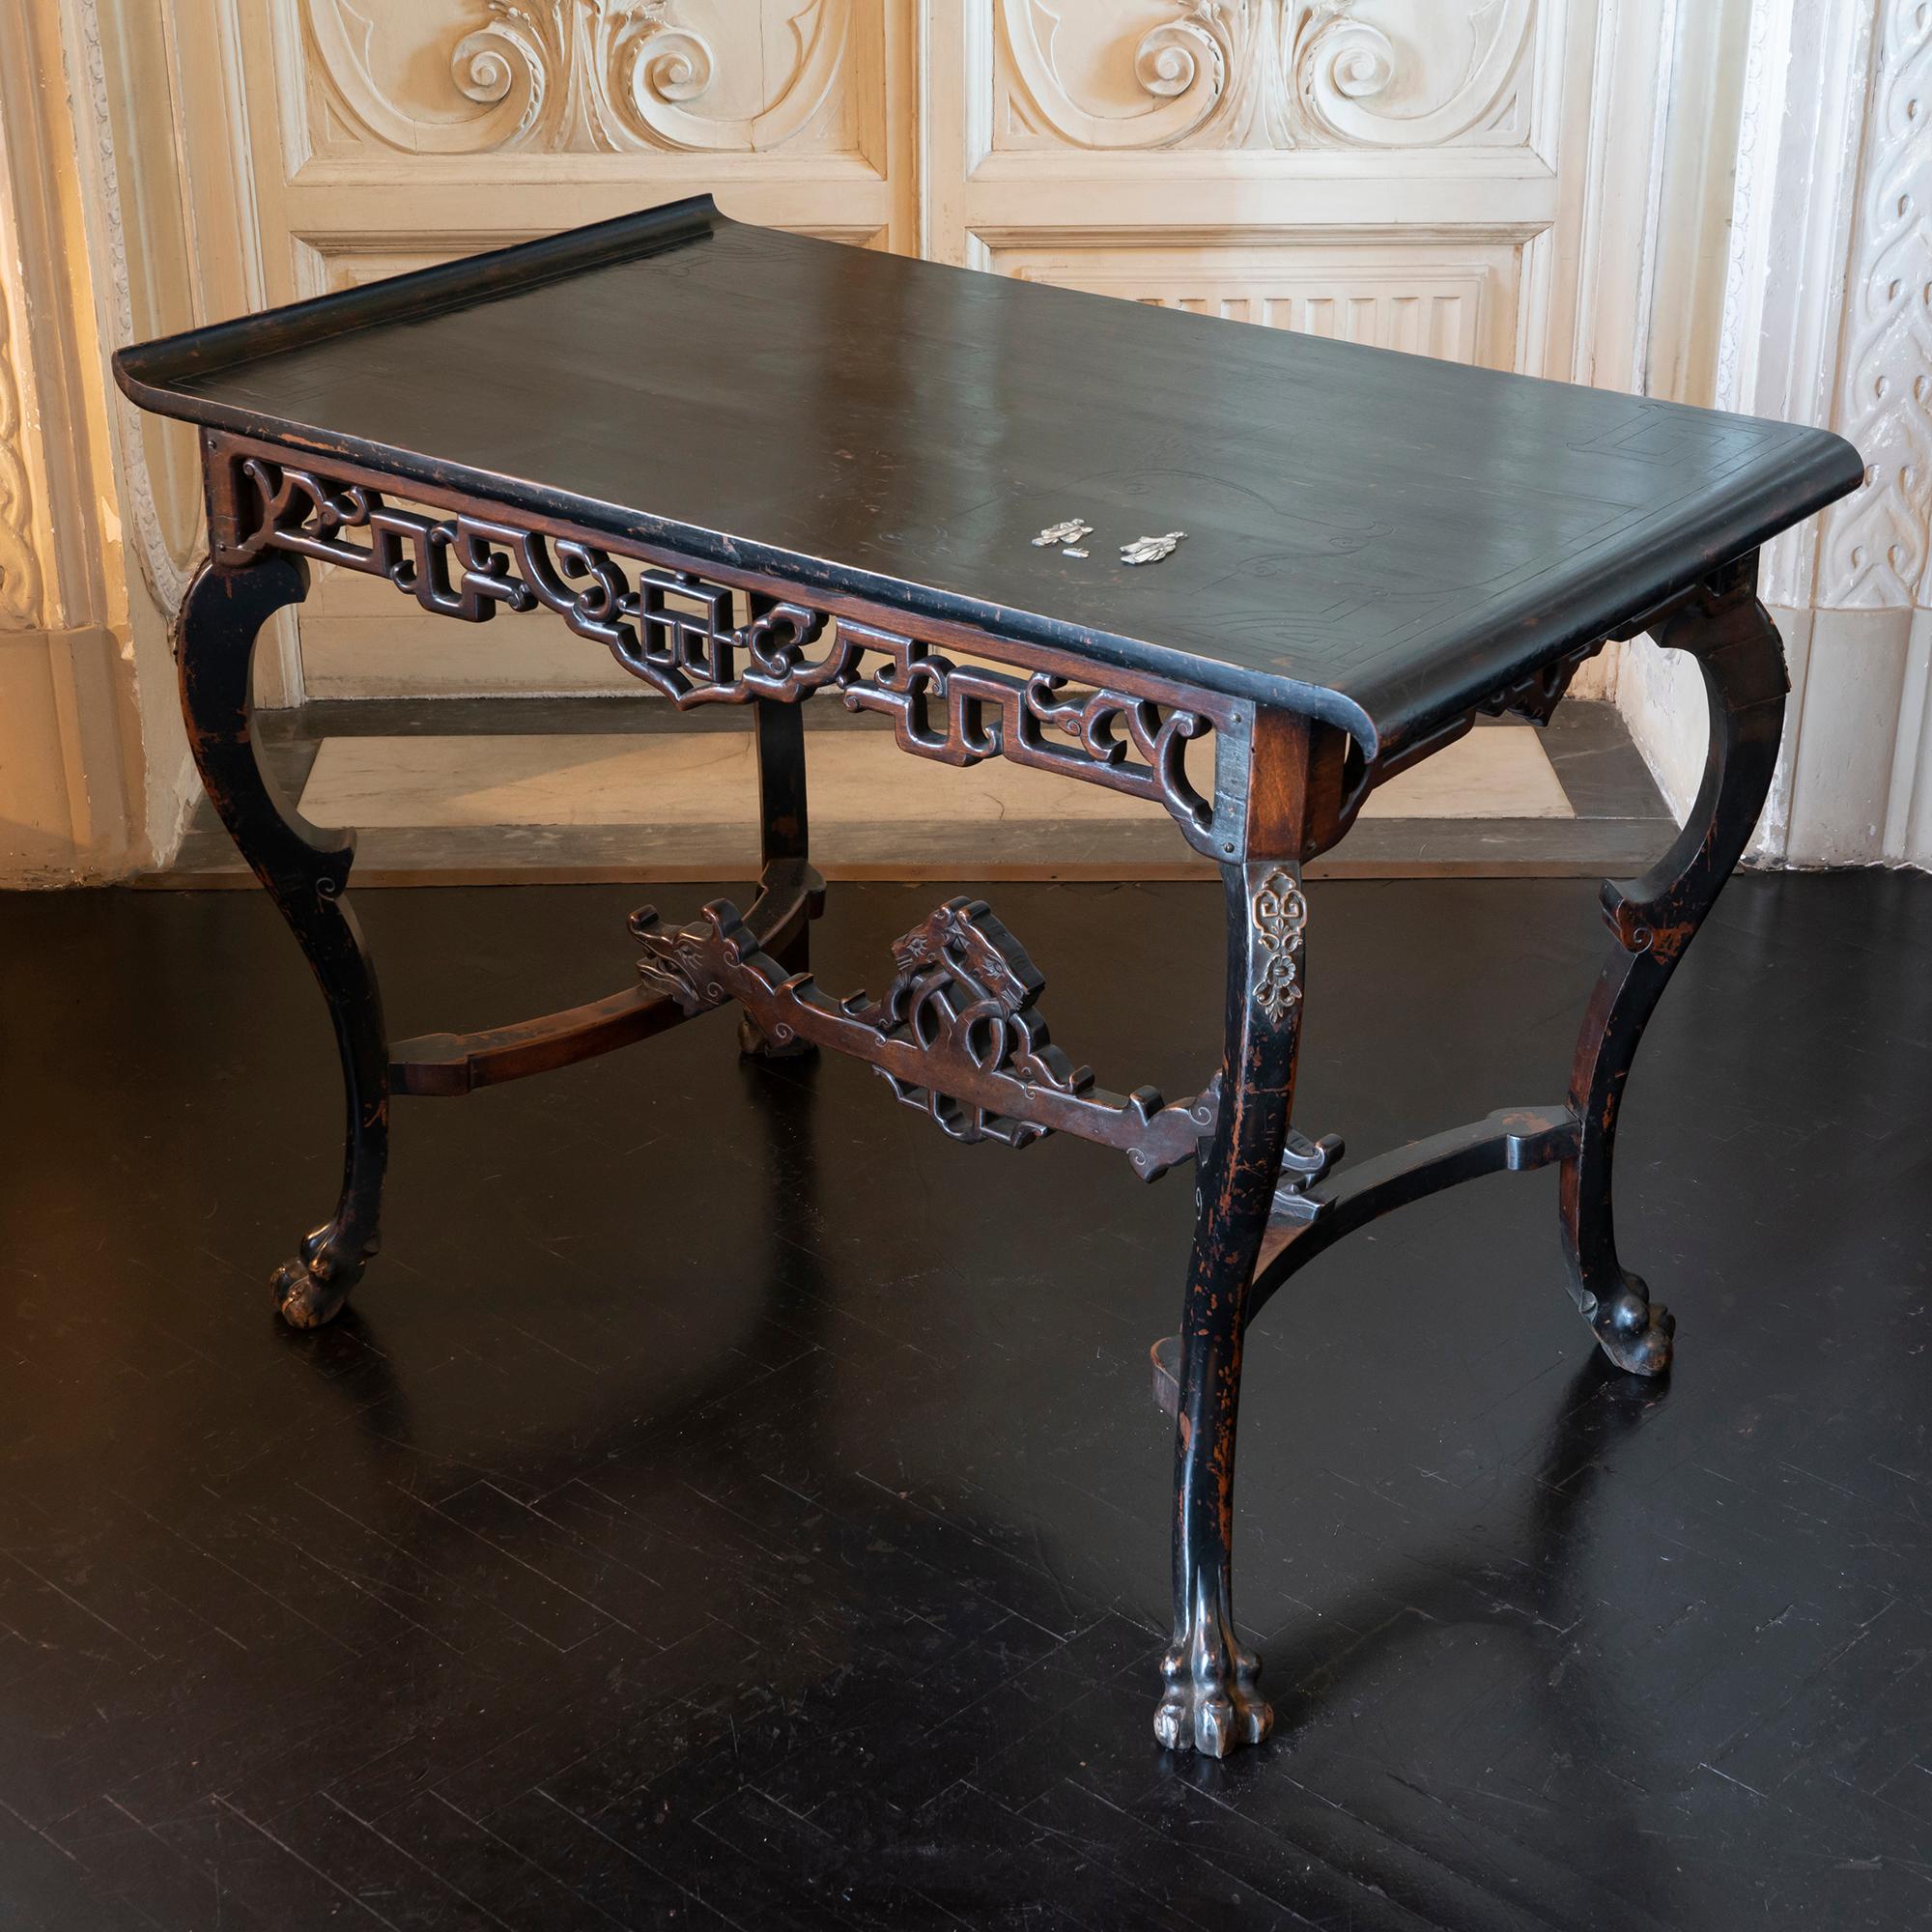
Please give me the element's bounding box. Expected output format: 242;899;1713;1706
1154;857;1307;1757
177;555;390;1328
1562;577;1789;1373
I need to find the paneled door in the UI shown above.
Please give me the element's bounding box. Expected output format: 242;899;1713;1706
193;0;1665;702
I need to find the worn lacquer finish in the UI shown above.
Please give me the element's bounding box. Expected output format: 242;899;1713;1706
1561;572;1791;1373
116;195;1862;763
1156;851;1307;1754
126;208;1862;1756
176;556;387;1326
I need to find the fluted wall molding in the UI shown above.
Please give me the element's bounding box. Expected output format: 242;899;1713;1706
73;0;198;617
0;265;43;632
1814;0;1932;611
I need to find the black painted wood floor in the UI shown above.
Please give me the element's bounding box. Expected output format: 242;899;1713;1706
0;872;1925;1931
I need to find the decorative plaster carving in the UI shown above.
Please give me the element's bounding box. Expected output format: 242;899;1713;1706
997;0;1535;153
306;0;850;155
998;1;1233;148
1817;0;1932;610
74;0;196;616
1293;0;1533;146
0;281;41;630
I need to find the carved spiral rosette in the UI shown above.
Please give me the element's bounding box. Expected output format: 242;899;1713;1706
449;5;552;143
1293;4;1395;128
632;21;713;104
1292;0;1535;148
1000;0;1232;150
1133;12;1228;108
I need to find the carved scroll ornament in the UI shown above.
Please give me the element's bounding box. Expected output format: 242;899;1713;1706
998;0;1536;153
1293;0;1536;148
225;454;1235;854
305;0;851;156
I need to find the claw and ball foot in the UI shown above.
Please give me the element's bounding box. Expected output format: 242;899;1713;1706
179;556;391;1335
1589;1273;1674;1377
1563;581;1786;1387
1154;1583;1273;1756
1157;852;1307;1758
271;1224;379;1329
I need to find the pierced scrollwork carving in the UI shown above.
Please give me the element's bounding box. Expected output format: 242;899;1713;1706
846;897;1078;1148
1251;868;1308;1023
1478;637;1606;725
838;621;1216;838
229;457;841;701
631;894;1218;1178
223;454;1238;854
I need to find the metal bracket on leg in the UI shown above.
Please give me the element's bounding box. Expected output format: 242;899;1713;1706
1270;1128;1345;1224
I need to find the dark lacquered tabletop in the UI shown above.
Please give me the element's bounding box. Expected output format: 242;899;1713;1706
116;196;1861;760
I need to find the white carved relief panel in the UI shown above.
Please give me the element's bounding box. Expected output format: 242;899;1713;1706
299;0;870;161
936;0;1598;390
0;242;40;631
1814;0;1932;611
993;0;1539;152
935;0;1578;364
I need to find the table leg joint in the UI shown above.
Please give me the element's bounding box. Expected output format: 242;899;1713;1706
1149;1103;1580;1416
386;861;823;1096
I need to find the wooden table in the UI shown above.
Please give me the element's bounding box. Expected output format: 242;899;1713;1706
117;197;1861;1758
